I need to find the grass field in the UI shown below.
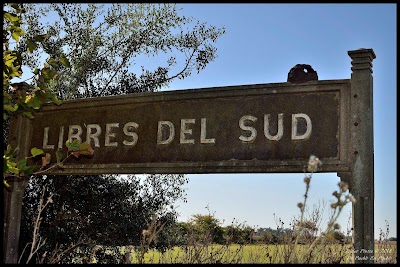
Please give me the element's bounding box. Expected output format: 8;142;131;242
117;242;396;264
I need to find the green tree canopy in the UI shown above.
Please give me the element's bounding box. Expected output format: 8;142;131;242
20;3;225;98
189;214;225;244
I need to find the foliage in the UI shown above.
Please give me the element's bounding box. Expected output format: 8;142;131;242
3;4;62;120
255;227;290;244
156;213;258;247
225;223;256;245
189;214;225;244
18;174;188;263
4;140;94;183
153;216;187;253
20;3;226;98
3;3;91;187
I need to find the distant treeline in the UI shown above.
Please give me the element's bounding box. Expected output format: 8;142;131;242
153;215;353;252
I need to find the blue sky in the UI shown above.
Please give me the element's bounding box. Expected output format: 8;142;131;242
160;4;397;238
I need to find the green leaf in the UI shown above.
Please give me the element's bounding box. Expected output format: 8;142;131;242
4;54;17;67
31;147;44;157
17;159;27;169
23;111;35;119
6;160;19;175
4;104;19;112
21;165;36;176
4;12;20;23
51;95;62;105
27;95;43;109
11;27;24;42
33;68;40;75
3;180;11;188
8;65;22;77
66;139;80;151
24;94;33;103
33;34;48;42
17;159;37;176
56;149;64;163
59;57;71;68
27;39;38;53
47;58;59;68
42;68;58;80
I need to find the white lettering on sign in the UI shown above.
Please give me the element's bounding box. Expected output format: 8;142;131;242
239;115;258;143
43;122;140;150
105;123;119;147
239;113;312;142
264;113;283;141
157;121;175;145
157;118;215;145
200;118;216;144
291;113;312;140
123;122;139;146
68;125;83;143
58;126;64;149
41;114;310;150
86;124;101;147
180;119;195;144
43;127;54;149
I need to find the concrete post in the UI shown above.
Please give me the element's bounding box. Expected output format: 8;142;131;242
3;84;32;263
3;181;27;263
347;48;375;263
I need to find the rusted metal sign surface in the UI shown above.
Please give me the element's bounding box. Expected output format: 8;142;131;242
12;80;351;174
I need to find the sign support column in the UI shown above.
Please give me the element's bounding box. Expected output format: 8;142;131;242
347;48;375;263
3;181;26;263
4;103;31;263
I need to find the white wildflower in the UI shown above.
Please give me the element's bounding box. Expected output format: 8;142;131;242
307;155;322;173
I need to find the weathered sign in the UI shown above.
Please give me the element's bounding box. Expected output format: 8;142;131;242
5;49;376;264
9;79;351;174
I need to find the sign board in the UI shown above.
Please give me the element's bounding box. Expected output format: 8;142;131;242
5;49;376;264
10;79;351;174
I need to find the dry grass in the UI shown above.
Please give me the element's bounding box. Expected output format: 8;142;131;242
103;242;394;264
